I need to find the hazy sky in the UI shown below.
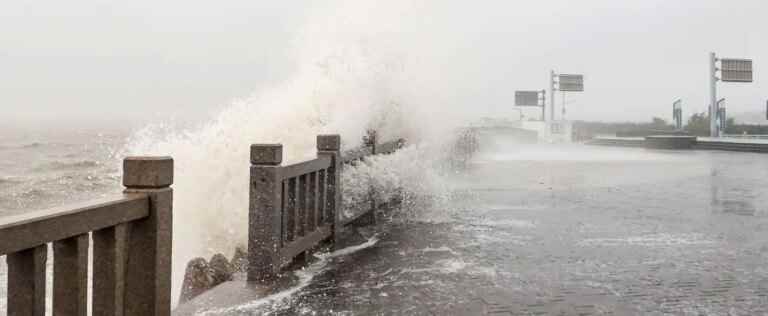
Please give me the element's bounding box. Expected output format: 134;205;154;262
2;0;767;127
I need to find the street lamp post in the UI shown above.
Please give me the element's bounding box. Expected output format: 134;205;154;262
540;90;546;121
709;52;718;137
717;98;726;133
673;99;683;130
550;70;556;122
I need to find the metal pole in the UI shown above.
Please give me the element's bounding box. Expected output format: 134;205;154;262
540;90;546;121
561;91;566;120
550;70;556;121
709;52;719;137
673;99;683;130
513;108;524;121
717;98;726;133
672;101;677;129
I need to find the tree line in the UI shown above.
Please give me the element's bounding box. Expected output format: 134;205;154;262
574;113;768;138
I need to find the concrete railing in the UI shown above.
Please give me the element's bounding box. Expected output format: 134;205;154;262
340;132;405;164
247;134;404;284
0;156;173;316
247;135;340;283
693;140;768;153
340;134;405;227
585;137;645;147
722;134;768;140
587;136;768;153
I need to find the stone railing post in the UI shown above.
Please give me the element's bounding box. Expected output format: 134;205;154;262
317;135;342;247
247;144;283;283
368;130;378;155
364;131;378;226
120;157;173;316
365;131;379;226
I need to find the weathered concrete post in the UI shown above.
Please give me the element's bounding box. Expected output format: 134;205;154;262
363;131;378;225
247;144;283;283
317;135;342;247
121;156;173;316
368;130;378;155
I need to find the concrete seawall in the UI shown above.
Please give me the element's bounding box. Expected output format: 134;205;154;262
586;136;768;153
644;136;696;150
584;137;644;147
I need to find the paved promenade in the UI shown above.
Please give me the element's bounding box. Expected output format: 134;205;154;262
180;145;768;315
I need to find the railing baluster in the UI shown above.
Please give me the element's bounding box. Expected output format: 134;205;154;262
7;244;47;316
281;181;289;244
293;174;311;265
53;234;89;316
93;223;130;316
319;169;327;225
287;177;297;242
308;172;318;232
298;174;307;237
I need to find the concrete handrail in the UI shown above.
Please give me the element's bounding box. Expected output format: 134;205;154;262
341;131;405;164
374;138;406;156
341;146;374;164
722;134;768;139
247;135;341;284
339;135;404;226
0;156;174;316
247;134;405;284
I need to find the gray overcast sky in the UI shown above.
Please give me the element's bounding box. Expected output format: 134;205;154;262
1;0;766;127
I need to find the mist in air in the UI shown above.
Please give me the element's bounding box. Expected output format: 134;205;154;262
3;0;768;314
2;0;767;127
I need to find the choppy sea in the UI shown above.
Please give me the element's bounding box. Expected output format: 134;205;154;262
0;126;130;314
0;127;127;216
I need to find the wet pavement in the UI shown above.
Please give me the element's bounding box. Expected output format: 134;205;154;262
183;144;768;315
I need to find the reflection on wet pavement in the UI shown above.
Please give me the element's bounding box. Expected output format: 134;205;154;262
212;145;768;315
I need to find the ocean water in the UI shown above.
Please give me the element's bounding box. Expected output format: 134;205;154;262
0;128;126;216
0;127;130;314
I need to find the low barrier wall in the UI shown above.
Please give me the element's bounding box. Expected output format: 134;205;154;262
644;136;696;150
693;140;768;153
584;137;645;147
587;136;768;153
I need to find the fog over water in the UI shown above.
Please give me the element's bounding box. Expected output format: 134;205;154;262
2;0;768;126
